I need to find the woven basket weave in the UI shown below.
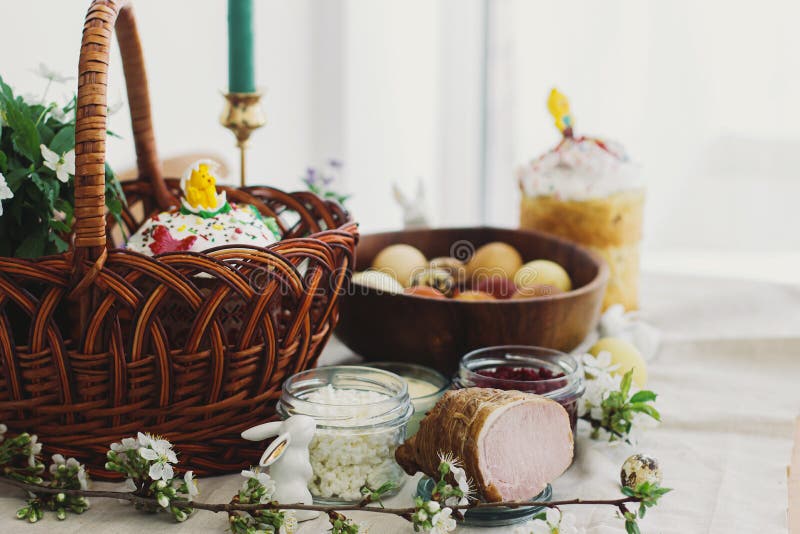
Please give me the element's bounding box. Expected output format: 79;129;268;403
0;0;358;477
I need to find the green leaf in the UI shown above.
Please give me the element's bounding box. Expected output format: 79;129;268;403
0;93;41;163
629;390;657;403
621;486;636;497
631;403;661;421
0;151;7;172
620;370;633;398
48;232;69;253
31;172;57;205
15;233;46;258
37;122;54;146
49;125;75;154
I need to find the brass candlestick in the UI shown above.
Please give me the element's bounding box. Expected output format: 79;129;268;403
220;91;266;186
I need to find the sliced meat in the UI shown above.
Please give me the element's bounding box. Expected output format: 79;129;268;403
395;387;573;502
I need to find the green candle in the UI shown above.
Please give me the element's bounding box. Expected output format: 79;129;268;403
228;0;256;93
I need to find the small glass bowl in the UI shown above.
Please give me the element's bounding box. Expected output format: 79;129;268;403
452;346;585;438
363;362;450;437
416;477;553;527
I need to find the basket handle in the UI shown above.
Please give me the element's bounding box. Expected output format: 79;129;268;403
74;0;175;255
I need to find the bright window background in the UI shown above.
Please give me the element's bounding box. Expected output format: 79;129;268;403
488;0;800;283
1;0;798;283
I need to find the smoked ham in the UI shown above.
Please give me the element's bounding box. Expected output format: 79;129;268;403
395;387;573;502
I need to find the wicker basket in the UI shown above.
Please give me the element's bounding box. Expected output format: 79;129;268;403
0;0;358;477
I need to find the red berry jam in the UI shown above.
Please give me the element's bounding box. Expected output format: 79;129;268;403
456;348;585;444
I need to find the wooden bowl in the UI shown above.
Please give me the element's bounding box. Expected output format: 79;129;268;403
335;227;609;374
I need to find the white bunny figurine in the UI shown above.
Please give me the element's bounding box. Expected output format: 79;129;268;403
241;415;319;521
392;180;430;229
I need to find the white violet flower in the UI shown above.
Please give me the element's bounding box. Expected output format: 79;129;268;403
184;470;199;500
0;173;13;217
40;144;75;183
34;63;74;84
137;432;178;481
429;507;457;534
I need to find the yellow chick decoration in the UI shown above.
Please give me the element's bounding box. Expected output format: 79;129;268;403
185;163;219;210
547;88;574;137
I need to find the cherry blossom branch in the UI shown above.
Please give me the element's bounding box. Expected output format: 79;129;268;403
0;475;641;516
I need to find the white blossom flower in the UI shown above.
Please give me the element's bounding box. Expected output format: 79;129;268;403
0;173;13;217
184;470;199;500
40;144;75;183
49;453;65;473
513;508;581;534
241;468;276;502
137;433;178;481
110;436;139;452
0;423;6;443
425;501;440;514
429;507;457;534
27;435;42;467
283;511;298;534
34;63;74;84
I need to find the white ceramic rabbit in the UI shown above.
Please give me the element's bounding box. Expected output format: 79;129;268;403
393;180;430;229
241;415;319;521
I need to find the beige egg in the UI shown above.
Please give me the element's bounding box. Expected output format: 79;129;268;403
466;242;523;281
372;244;428;287
351;270;404;294
453;290;495;302
589;337;647;387
513;260;572;292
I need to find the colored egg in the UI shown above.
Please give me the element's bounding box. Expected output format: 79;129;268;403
513;260;572;292
453;290;495;302
351;271;404;294
620;454;662;488
410;268;456;297
589;337;647;387
404;286;447;299
473;276;517;299
466;242;523;280
429;257;467;285
372;244;428;287
510;284;564;299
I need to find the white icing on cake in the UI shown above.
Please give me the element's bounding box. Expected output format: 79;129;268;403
518;137;641;200
126;202;281;256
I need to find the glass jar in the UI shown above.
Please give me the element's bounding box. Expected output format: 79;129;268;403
453;346;584;438
276;365;413;505
363;362;450;437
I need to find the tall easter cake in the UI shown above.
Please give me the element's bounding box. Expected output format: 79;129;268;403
518;90;643;310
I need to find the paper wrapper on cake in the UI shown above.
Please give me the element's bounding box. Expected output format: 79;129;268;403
520;189;643;310
518;137;643;310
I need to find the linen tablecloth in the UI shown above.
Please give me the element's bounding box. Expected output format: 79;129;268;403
1;272;798;533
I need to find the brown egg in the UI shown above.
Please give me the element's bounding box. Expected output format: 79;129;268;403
472;275;517;299
466;242;523;280
429;257;467;285
510;284;564;299
404;286;447;299
410;268;457;297
372;244;427;287
453;290;495;302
